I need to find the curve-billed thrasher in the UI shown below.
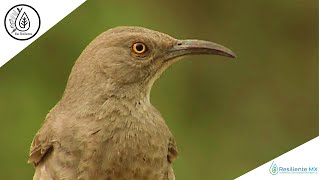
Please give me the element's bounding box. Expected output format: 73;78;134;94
28;26;235;180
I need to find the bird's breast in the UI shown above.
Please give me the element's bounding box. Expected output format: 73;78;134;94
82;104;172;179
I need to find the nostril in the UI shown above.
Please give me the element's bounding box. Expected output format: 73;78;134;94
177;42;182;46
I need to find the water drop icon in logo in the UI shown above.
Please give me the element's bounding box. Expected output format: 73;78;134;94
269;161;278;175
4;4;40;40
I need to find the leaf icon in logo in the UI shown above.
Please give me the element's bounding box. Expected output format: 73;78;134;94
16;11;30;31
269;161;278;175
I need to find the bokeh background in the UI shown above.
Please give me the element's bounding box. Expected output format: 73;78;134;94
0;0;318;179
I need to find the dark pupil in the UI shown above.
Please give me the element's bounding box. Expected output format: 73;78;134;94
136;44;144;51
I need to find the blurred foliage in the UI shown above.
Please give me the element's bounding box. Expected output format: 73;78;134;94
0;0;318;179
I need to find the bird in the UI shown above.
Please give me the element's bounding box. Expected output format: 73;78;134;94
28;26;235;180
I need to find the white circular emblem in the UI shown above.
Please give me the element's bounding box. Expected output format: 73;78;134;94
4;4;40;40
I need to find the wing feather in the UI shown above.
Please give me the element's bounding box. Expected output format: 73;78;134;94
28;131;53;165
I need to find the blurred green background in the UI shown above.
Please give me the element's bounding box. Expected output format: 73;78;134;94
0;0;318;179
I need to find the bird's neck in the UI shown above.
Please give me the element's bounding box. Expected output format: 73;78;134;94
60;75;152;114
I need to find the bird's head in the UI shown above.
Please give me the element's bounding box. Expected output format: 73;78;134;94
65;26;235;102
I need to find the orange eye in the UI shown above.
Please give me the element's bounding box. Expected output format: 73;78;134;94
132;42;147;54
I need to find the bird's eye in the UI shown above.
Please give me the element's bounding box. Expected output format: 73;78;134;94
132;42;147;54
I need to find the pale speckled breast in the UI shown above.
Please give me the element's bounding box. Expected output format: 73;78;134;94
103;132;169;180
78;102;172;180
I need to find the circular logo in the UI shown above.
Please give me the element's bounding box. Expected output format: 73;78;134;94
4;4;40;41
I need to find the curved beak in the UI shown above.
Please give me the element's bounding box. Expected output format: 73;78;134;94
165;39;236;61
